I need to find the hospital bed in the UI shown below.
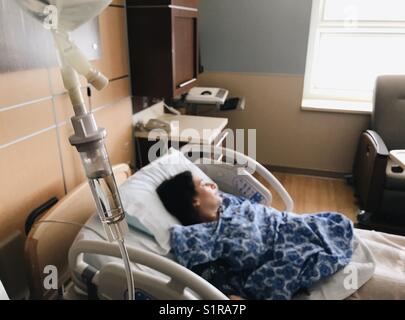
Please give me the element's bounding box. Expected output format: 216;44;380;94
62;146;405;300
66;145;293;300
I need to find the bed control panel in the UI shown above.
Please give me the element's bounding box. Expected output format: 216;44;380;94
233;169;271;205
196;161;272;205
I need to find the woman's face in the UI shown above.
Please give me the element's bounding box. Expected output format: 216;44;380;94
192;176;222;223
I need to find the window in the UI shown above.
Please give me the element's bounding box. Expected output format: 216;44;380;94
303;0;405;113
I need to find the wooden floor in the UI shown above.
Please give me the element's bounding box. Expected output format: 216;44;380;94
257;172;359;223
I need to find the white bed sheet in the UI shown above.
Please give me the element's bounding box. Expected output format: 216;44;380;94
347;229;405;300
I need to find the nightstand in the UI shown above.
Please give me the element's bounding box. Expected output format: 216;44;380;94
390;150;405;169
133;102;229;169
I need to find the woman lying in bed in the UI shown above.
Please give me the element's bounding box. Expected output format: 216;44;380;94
157;171;405;300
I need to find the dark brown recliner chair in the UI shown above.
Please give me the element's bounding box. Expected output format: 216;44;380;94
353;75;405;235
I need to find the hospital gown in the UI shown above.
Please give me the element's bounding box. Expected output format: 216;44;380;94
170;193;355;300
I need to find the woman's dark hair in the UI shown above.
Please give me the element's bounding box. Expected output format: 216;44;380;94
156;171;200;226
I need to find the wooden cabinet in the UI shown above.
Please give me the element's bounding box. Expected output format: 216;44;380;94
127;0;199;98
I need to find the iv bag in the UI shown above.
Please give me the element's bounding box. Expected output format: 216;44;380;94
15;0;112;32
15;0;112;90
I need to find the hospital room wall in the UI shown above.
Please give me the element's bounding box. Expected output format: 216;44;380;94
198;0;370;175
0;2;133;245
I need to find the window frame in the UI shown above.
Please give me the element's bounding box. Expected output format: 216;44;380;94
302;0;405;114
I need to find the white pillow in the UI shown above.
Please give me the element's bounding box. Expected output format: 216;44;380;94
119;148;214;255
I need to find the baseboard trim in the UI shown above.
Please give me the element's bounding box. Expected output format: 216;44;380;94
264;165;348;180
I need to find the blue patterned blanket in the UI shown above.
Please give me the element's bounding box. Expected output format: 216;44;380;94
170;193;354;300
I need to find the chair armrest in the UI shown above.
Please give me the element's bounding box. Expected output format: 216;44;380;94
365;130;389;157
353;130;388;212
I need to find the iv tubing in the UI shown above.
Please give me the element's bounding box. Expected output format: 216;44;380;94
117;239;135;300
57;45;135;301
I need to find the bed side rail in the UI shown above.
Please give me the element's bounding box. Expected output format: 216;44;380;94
180;145;294;212
68;237;229;300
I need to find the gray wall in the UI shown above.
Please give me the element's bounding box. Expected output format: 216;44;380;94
199;0;313;74
198;0;370;174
